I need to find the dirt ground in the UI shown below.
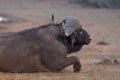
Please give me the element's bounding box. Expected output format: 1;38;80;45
0;0;120;80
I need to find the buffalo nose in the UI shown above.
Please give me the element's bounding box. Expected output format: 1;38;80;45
89;38;91;43
89;38;91;41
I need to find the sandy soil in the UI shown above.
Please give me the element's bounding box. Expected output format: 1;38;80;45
0;0;120;80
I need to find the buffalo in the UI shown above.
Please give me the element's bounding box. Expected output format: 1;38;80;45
0;15;91;73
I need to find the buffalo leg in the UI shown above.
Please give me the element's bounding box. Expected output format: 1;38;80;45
49;56;81;72
61;56;81;72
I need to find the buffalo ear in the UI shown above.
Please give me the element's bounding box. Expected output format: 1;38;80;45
61;16;82;37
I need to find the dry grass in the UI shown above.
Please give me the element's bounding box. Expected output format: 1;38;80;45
0;0;120;80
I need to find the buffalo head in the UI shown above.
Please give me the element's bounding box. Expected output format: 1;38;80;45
60;16;91;53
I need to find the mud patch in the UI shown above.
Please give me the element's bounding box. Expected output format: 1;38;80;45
94;54;120;65
97;41;109;46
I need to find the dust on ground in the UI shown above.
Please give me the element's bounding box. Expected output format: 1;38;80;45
0;0;120;80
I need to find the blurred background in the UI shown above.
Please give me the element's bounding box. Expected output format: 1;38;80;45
70;0;120;8
0;0;120;80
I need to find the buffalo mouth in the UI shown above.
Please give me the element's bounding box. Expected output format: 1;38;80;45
84;38;91;45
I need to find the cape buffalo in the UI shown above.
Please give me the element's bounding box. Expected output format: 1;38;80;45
0;16;91;73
